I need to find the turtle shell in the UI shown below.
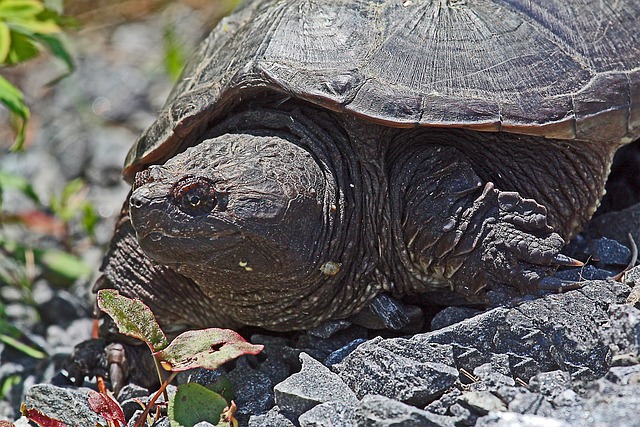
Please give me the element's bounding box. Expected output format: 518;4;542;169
124;0;640;182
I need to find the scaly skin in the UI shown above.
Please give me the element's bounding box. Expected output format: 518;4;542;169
96;103;614;332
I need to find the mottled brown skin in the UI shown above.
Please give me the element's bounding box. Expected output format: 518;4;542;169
96;102;614;332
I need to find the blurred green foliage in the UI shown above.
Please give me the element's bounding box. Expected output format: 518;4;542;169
163;22;186;82
0;0;73;150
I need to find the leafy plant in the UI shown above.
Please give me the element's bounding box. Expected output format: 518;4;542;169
49;178;99;240
0;0;73;150
97;290;263;427
0;286;46;362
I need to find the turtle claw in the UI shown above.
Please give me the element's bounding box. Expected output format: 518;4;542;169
550;254;584;267
538;276;582;291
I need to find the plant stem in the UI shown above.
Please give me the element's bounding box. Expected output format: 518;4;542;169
134;371;177;427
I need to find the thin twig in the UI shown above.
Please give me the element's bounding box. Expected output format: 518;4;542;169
134;371;178;427
614;233;638;281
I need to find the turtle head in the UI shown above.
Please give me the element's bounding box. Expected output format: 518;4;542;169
129;133;334;292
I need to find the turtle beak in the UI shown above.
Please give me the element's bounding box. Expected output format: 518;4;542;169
129;185;168;241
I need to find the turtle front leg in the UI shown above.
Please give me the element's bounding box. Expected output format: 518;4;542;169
389;144;574;300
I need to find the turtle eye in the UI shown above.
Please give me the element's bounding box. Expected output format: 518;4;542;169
174;177;218;216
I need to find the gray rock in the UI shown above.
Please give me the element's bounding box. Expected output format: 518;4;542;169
602;303;640;357
354;395;456;427
334;338;457;406
275;353;357;418
248;407;296;427
295;324;369;363
605;365;640;385
424;388;463;416
587;202;640;250
324;338;367;366
424;282;623;381
476;412;571;427
431;306;482;330
299;401;356;427
591;237;632;266
23;384;105;426
249;339;295;387
528;371;571;399
117;383;149;402
37;289;91;327
308;320;353;339
46;318;94;355
623;265;640;287
471;361;517;391
552;389;582;407
225;360;275;425
507;390;554;417
128;410;145;427
193;422;216;427
553;265;614;281
553;381;640;427
457;391;506;415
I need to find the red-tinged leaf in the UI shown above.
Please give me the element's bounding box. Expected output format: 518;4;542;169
97;289;169;352
88;390;125;426
154;328;263;372
20;403;69;427
13;210;66;237
0;420;16;427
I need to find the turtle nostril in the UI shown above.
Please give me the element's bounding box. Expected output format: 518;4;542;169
131;198;143;209
130;192;147;210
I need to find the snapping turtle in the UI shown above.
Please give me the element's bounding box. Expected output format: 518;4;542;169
97;0;640;332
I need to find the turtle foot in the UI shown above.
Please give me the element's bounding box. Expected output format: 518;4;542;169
446;183;569;298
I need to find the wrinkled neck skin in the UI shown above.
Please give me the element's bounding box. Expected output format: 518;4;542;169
131;103;388;330
130;99;615;330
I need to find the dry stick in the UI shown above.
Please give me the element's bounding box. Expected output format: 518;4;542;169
134;371;178;427
614;233;638;281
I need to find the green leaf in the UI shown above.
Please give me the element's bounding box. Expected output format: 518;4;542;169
0;333;47;359
0;373;21;399
163;23;186;82
0;22;10;63
4;30;39;64
0;0;44;18
80;202;98;237
40;249;92;282
32;32;73;73
0;75;29;150
168;383;228;427
7;16;60;35
97;289;170;352
0;170;41;205
207;377;235;404
154;328;263;372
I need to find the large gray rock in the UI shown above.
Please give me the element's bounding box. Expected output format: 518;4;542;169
248;407;296;427
334;338;457;406
298;401;356;427
274;353;357;418
354;395;456;427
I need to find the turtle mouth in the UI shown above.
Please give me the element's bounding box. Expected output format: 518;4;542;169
137;227;242;266
137;227;240;242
